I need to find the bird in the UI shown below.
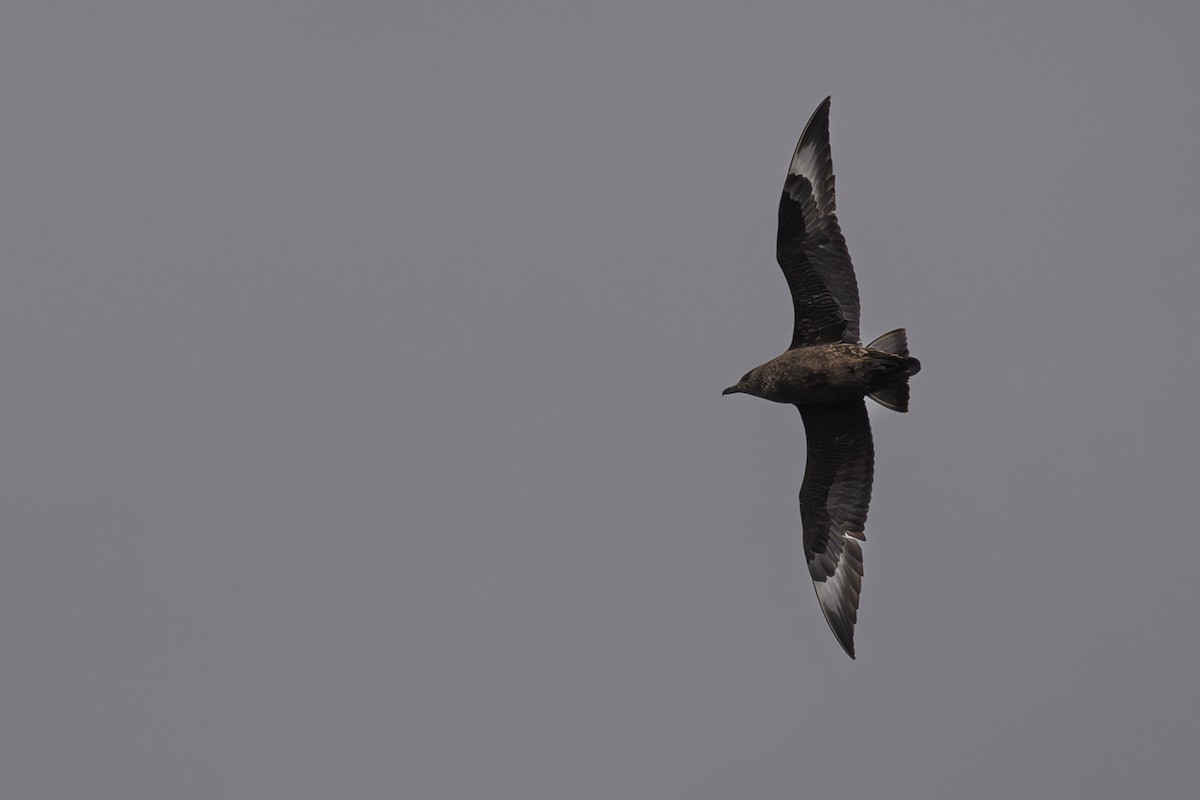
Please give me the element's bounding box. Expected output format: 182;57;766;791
722;97;921;659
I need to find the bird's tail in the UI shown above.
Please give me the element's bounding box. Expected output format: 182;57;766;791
865;328;921;413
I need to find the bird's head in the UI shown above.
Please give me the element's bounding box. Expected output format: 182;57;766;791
722;368;766;398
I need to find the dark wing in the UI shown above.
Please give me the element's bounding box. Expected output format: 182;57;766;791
798;401;874;659
777;97;862;348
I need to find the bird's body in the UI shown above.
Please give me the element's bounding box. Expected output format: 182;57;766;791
727;341;919;407
723;97;920;658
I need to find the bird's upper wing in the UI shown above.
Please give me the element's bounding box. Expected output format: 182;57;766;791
777;97;861;348
798;401;874;659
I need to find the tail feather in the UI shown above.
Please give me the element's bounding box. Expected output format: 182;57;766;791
868;381;910;412
866;328;920;412
867;328;909;357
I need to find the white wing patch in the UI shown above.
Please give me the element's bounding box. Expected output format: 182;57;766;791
789;140;819;180
808;531;864;658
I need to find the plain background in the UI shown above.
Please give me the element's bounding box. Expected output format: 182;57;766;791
2;1;1198;797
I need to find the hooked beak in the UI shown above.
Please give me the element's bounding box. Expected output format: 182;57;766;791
722;385;740;396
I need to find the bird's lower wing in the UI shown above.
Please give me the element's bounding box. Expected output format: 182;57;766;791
798;401;875;658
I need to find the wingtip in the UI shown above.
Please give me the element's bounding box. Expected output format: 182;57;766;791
789;98;835;180
840;630;856;660
802;97;831;136
830;619;857;660
809;530;864;661
813;581;861;660
828;623;856;659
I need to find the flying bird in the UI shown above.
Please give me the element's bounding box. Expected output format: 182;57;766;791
722;97;921;659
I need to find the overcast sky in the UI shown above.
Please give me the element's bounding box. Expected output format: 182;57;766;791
2;2;1198;798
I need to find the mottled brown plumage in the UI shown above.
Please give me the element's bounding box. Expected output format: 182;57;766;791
722;342;916;406
722;97;921;659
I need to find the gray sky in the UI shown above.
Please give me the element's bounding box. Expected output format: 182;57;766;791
2;1;1198;797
